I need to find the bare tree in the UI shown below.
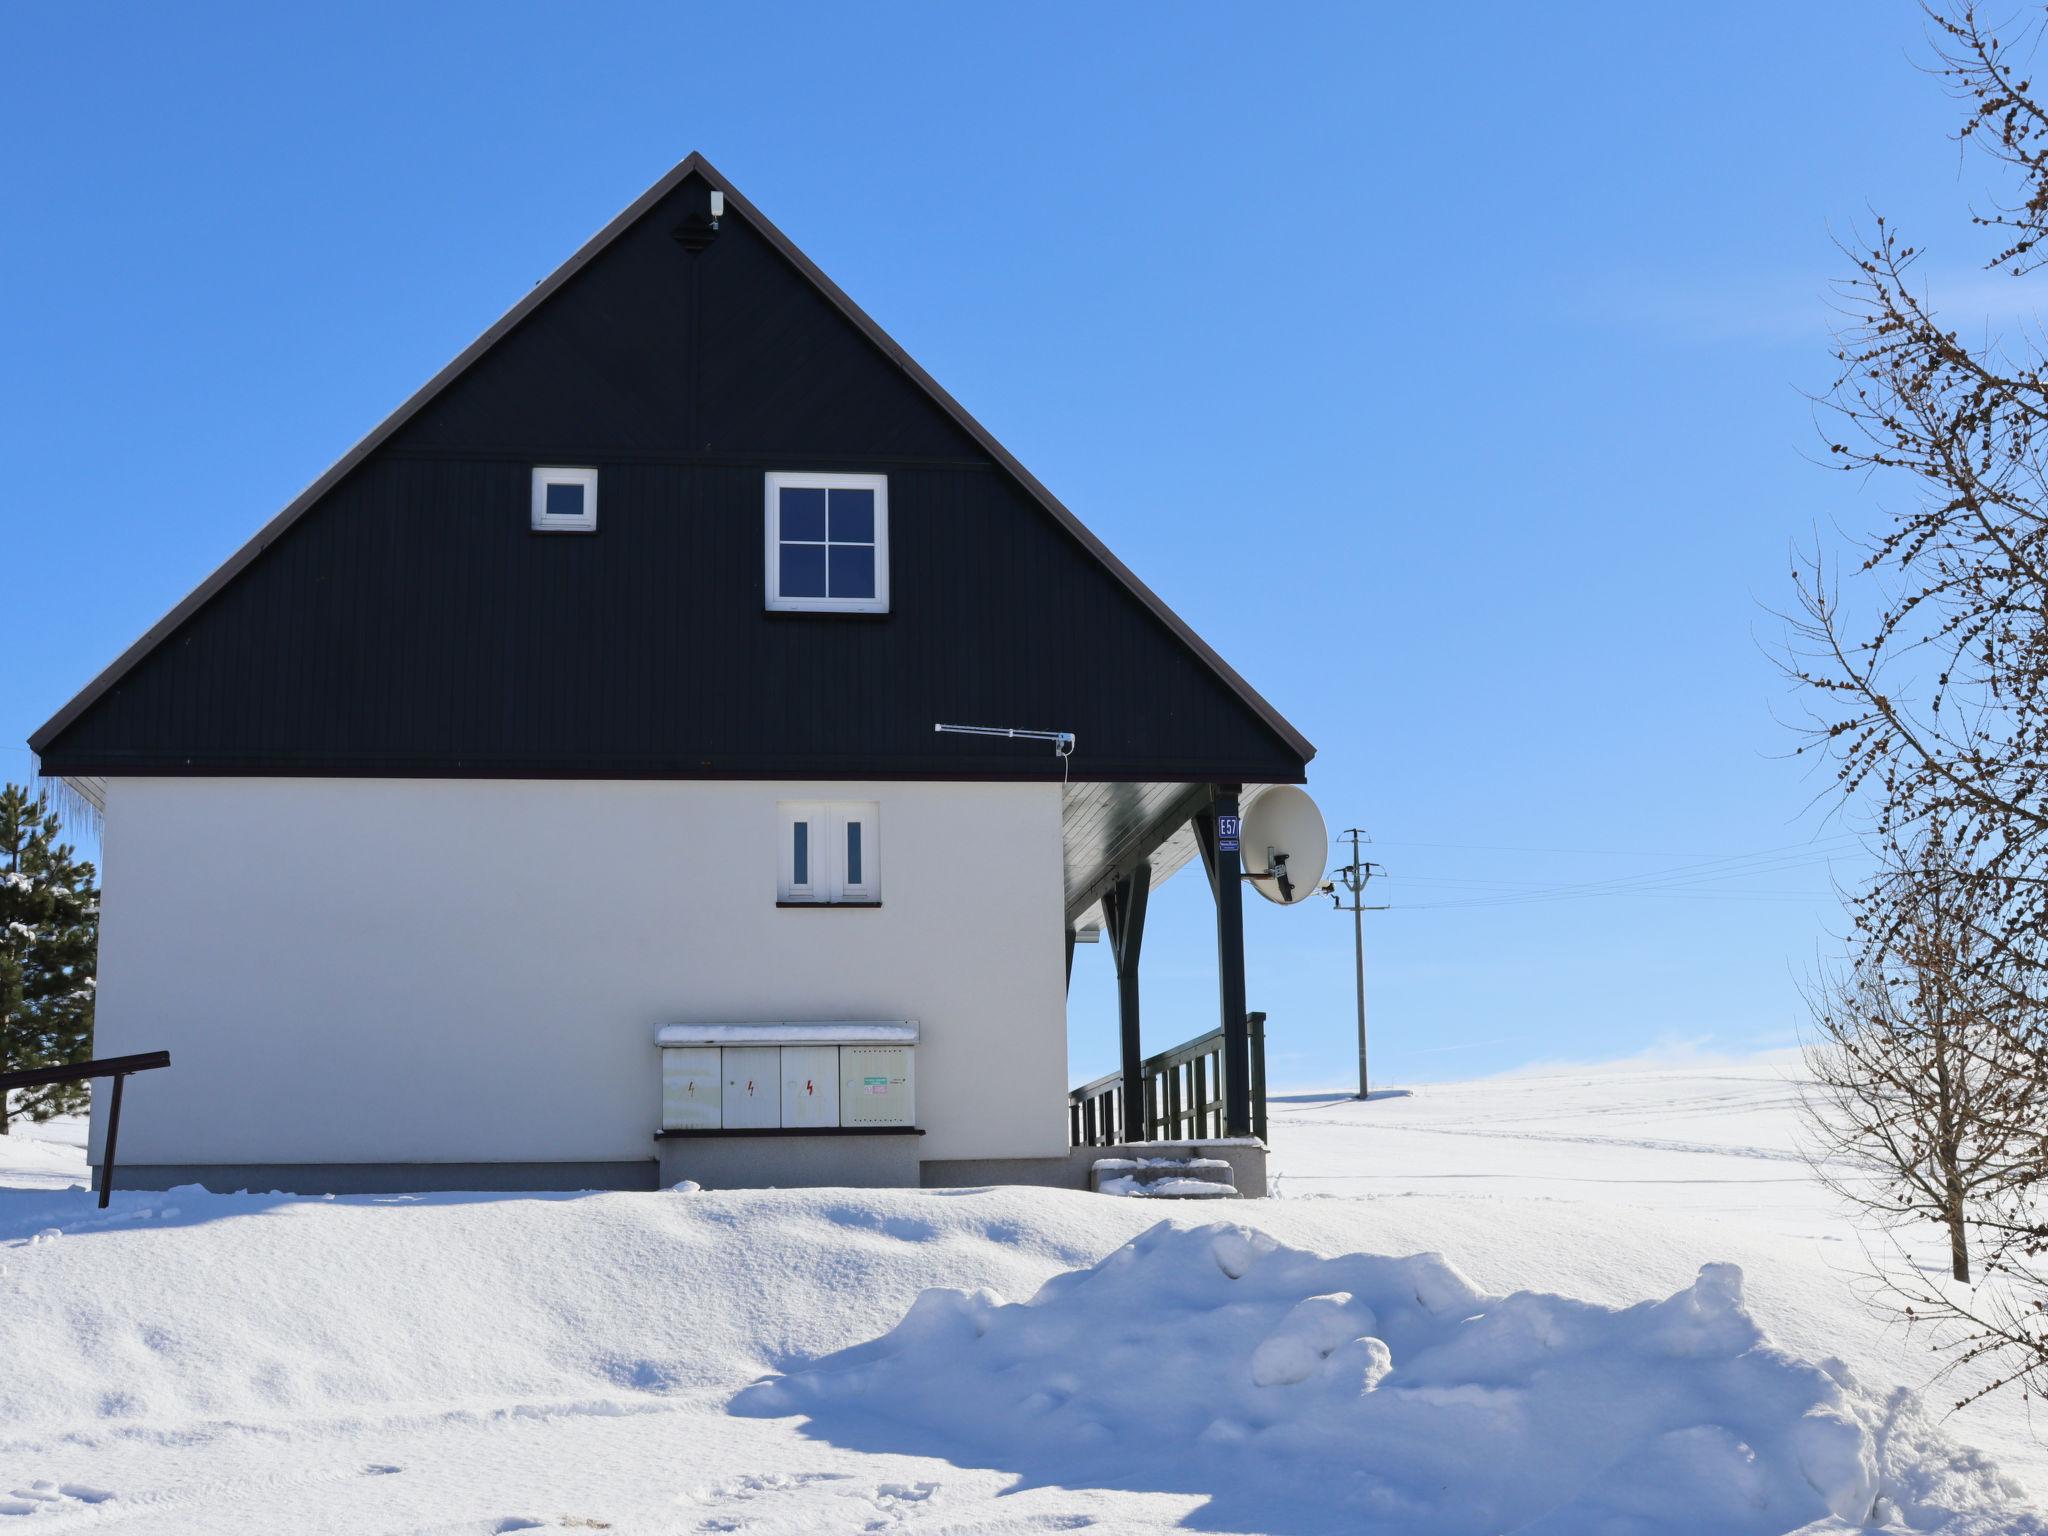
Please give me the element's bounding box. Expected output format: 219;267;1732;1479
1788;6;2048;929
1803;843;2036;1283
1787;3;2048;1402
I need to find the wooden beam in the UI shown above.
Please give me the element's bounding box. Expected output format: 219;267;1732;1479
0;1050;170;1092
1103;860;1152;1142
1196;790;1253;1137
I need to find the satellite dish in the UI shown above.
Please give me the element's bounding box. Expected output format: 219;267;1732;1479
1241;786;1328;906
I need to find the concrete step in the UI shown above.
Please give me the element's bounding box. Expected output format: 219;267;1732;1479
1091;1156;1239;1199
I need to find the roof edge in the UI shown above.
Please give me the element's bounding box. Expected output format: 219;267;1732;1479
701;158;1314;765
31;151;1314;765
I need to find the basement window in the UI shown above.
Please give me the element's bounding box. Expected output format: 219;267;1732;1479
532;467;599;532
778;801;880;904
765;472;888;612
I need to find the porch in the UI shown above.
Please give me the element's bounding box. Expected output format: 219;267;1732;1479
1060;781;1280;1162
1068;1013;1267;1148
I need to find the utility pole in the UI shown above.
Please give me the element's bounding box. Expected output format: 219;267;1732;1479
1324;829;1387;1100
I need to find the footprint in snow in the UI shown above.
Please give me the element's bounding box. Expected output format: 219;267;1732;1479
0;1482;115;1516
821;1205;938;1242
865;1480;939;1524
693;1473;937;1530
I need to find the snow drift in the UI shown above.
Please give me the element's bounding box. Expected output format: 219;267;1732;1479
735;1221;2040;1536
6;1063;2044;1533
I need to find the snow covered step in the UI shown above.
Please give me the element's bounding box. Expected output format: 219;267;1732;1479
1090;1156;1239;1199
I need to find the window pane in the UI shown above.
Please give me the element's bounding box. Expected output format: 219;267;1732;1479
780;543;827;597
793;821;809;887
846;820;862;887
828;544;875;600
828;488;874;543
780;486;826;541
545;482;585;519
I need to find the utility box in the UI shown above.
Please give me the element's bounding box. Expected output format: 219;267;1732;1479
781;1045;842;1129
840;1045;915;1127
661;1046;722;1131
722;1046;782;1129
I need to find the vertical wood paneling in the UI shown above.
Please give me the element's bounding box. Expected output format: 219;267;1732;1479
40;173;1306;786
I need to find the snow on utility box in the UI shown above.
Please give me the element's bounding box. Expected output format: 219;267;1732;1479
781;1045;841;1129
839;1045;914;1127
660;1046;721;1130
723;1046;782;1129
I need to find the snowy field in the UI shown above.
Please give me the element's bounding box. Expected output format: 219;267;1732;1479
2;1054;2044;1534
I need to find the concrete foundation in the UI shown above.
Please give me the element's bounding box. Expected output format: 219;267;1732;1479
101;1139;1266;1198
102;1161;660;1195
656;1133;924;1189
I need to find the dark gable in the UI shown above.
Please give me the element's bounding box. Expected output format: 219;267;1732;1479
32;158;1310;785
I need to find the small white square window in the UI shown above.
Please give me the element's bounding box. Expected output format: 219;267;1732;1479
778;800;880;903
765;472;888;612
532;466;598;532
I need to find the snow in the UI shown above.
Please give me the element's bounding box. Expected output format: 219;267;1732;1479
1094;1174;1238;1197
0;1112;89;1191
738;1225;2024;1531
654;1021;919;1045
1;1052;2042;1533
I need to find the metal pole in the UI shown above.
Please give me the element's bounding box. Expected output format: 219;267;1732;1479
1329;829;1383;1102
1353;842;1368;1100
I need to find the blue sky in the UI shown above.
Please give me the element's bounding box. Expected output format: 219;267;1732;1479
0;3;1991;1087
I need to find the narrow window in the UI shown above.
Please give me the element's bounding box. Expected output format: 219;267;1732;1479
833;803;879;902
778;801;879;903
532;467;599;532
764;473;888;612
780;805;820;901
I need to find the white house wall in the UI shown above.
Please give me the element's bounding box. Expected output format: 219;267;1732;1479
89;778;1069;1169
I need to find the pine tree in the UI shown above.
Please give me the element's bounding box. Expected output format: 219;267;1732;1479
0;784;98;1132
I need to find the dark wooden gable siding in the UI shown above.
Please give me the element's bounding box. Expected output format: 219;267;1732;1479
36;171;1308;784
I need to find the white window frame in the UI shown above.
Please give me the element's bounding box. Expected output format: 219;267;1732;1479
832;804;879;902
778;800;880;903
532;466;599;533
764;471;889;613
780;805;823;903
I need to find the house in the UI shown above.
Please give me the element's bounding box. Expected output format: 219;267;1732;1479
29;154;1315;1195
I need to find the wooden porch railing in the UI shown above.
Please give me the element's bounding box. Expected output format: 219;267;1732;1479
1069;1012;1266;1147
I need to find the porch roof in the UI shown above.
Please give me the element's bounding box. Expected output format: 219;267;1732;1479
1062;781;1285;930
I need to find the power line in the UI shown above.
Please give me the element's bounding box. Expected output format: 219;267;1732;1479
1366;835;1848;859
1396;888;1842;910
1373;835;1866;911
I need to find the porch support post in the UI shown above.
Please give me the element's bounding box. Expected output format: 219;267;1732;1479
1064;925;1077;991
1102;860;1151;1144
1195;786;1253;1138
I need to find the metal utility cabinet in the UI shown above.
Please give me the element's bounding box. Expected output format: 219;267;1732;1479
652;1021;922;1188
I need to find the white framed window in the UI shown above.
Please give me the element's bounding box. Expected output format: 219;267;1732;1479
778;801;880;903
765;472;888;612
532;466;598;532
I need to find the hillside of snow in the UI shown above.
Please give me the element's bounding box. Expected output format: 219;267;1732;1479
2;1055;2042;1533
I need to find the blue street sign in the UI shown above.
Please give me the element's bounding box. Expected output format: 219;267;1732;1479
1218;814;1240;853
